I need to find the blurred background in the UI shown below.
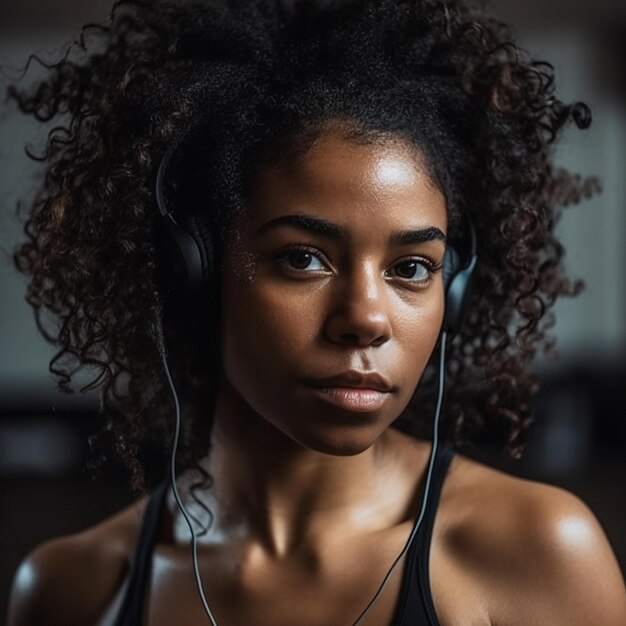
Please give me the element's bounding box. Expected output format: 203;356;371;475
1;0;625;618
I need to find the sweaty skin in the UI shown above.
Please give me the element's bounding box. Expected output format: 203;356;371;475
8;126;626;626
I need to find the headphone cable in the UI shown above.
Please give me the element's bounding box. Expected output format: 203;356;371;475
153;315;220;626
349;329;447;625
153;312;448;626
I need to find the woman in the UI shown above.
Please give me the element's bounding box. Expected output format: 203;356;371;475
6;0;626;624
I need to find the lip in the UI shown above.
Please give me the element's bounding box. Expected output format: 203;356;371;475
305;370;393;393
303;370;393;413
309;386;390;412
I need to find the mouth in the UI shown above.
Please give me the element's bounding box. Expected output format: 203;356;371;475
305;370;393;393
308;386;390;412
303;370;394;412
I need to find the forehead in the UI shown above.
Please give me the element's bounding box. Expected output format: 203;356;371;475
243;129;447;233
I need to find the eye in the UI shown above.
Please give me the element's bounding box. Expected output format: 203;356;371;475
274;246;329;273
387;258;439;285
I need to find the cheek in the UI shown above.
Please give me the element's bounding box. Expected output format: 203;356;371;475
394;293;445;382
219;274;321;388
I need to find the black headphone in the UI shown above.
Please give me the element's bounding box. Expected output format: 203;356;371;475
154;139;216;298
155;138;478;337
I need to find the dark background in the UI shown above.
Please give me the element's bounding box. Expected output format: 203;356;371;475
1;0;625;619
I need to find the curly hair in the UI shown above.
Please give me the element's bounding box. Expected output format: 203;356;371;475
7;0;598;490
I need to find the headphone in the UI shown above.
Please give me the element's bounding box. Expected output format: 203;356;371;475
152;137;478;626
155;137;477;333
154;139;216;299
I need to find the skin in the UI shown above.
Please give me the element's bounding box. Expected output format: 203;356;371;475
7;125;626;626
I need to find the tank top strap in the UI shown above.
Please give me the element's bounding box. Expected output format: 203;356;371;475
415;443;455;625
391;442;455;626
114;481;168;626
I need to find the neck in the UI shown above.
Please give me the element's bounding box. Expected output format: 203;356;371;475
183;379;420;558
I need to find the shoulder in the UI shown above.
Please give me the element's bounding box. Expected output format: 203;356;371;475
441;453;626;625
7;495;150;626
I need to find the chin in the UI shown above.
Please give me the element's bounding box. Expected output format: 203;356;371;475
292;424;386;457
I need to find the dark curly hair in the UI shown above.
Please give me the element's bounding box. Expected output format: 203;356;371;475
7;0;598;490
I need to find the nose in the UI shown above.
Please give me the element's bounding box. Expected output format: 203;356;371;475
324;261;392;348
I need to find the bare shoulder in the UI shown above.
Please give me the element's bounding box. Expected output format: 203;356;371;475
442;452;626;625
7;495;149;626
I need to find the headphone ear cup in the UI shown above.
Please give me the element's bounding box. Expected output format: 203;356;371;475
160;215;206;294
181;211;215;293
154;137;215;298
155;211;220;354
442;244;477;336
442;245;461;291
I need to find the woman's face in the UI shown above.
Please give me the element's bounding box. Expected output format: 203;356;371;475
219;128;447;456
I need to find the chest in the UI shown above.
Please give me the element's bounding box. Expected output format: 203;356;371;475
99;532;490;626
138;530;490;626
144;531;414;626
102;511;495;626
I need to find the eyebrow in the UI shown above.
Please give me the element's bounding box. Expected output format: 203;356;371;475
391;225;447;246
255;214;447;245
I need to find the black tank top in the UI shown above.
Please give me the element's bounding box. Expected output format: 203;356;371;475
114;444;454;626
